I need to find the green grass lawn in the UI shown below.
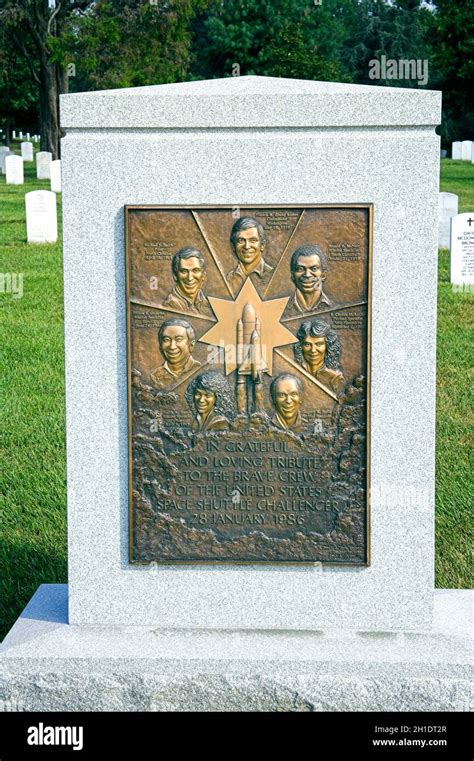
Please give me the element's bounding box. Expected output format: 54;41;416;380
0;152;473;640
0;153;66;641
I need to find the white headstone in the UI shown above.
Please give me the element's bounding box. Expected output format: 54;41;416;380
19;131;23;139
450;213;474;286
461;140;472;161
25;190;58;244
451;141;462;159
12;130;16;140
50;159;61;193
0;149;12;174
438;192;459;249
36;151;52;179
21;141;34;161
440;149;447;158
26;132;30;140
5;154;24;185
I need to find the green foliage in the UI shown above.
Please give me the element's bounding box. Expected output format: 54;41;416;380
265;19;344;81
191;0;351;80
429;0;474;143
66;0;210;91
1;0;472;145
339;0;433;86
0;11;39;133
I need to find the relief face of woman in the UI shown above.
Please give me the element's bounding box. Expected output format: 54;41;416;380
294;319;345;396
185;371;234;433
301;335;326;373
194;386;216;423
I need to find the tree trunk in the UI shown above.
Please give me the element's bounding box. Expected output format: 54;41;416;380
39;56;60;159
57;63;69;158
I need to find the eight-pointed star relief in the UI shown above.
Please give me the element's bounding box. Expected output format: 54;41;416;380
199;278;296;376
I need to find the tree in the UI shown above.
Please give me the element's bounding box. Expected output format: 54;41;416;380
429;0;474;143
264;18;344;81
190;0;351;81
0;25;38;144
0;0;209;157
0;0;93;158
67;0;209;92
340;0;433;87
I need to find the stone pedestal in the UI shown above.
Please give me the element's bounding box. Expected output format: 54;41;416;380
0;585;471;712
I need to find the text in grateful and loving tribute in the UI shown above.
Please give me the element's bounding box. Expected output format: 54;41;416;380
126;205;372;563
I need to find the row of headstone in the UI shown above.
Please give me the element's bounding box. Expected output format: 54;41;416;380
26;191;58;244
451;140;474;161
11;131;40;141
451;213;474;287
1;146;61;192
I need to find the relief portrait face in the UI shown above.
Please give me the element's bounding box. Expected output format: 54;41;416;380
301;335;327;367
234;226;265;267
292;253;326;294
273;377;302;423
159;325;193;366
176;256;206;299
194;386;216;418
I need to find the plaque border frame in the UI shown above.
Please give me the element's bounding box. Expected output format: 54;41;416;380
125;204;373;566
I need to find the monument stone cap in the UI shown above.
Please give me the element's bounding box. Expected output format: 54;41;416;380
60;75;441;130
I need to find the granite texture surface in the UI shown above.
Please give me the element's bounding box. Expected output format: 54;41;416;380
0;586;471;712
60;76;441;129
59;77;440;630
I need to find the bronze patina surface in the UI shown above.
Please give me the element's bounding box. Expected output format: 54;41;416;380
126;205;372;563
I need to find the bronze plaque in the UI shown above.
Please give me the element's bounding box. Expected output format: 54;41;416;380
126;205;372;564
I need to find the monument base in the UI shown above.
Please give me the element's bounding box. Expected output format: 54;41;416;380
0;585;471;712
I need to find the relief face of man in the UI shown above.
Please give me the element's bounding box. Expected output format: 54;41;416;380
234;225;265;271
289;245;330;313
163;248;210;315
227;217;273;290
151;318;201;388
175;252;206;300
160;324;193;371
271;374;303;430
293;253;325;292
